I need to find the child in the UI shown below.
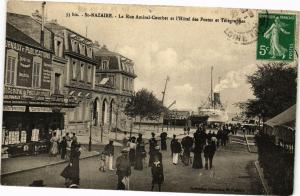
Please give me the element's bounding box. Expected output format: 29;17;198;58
99;151;107;172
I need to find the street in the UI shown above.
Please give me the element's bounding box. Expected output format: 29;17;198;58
1;139;262;194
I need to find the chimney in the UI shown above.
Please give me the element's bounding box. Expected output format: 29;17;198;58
213;92;221;107
40;2;46;47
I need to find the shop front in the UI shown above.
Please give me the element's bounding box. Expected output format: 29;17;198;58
2;90;77;158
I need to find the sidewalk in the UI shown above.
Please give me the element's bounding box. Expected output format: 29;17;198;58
1;147;99;177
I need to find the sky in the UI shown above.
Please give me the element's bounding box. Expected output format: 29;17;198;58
7;1;298;114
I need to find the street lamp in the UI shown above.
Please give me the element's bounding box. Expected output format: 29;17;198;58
89;100;94;151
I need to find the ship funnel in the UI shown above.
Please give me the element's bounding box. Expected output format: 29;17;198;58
213;92;221;106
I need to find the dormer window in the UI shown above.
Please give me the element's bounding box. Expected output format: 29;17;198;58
102;60;109;70
79;43;85;55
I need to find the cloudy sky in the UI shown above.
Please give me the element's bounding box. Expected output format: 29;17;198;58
7;1;270;113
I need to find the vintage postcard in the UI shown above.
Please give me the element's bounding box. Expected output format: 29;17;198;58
1;1;299;195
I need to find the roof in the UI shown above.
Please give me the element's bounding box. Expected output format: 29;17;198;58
265;104;296;128
6;23;50;52
94;46;121;57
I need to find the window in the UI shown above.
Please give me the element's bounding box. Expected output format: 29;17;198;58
87;47;93;58
72;60;77;79
71;40;78;53
32;62;41;88
5;56;16;85
102;60;109;70
108;75;115;87
55;40;62;57
87;66;92;83
54;73;61;94
79;43;85;55
80;63;84;81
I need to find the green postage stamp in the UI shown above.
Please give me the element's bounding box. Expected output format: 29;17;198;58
256;13;296;61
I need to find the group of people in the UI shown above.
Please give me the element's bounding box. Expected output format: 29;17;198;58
49;131;78;160
171;125;218;170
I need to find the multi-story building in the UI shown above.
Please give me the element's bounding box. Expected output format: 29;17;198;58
2;13;77;155
93;43;136;133
45;20;97;135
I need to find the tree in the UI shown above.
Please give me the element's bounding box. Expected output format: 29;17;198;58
124;89;167;131
242;62;297;121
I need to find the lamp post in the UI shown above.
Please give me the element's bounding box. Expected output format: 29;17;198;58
89;101;93;151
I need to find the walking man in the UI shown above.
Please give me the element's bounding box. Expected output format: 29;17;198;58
105;140;115;170
116;149;131;190
171;137;181;165
204;140;216;170
151;145;164;192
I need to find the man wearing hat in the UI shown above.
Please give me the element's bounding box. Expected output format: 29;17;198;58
148;132;157;166
151;145;164;191
105;140;115;170
116;148;131;190
170;135;182;165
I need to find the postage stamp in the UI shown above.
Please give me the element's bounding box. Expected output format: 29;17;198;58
256;13;296;61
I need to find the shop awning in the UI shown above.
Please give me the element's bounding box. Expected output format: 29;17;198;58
265;104;296;129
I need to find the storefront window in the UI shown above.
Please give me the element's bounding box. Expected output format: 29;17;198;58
32;61;41;88
5;56;17;85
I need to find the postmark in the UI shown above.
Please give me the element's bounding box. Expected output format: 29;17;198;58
256;13;296;61
224;9;258;45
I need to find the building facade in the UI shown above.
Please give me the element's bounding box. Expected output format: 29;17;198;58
2;15;77;155
92;44;136;134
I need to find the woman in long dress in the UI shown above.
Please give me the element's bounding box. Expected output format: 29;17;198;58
128;137;137;166
49;132;59;156
134;142;146;170
264;16;290;59
61;143;81;187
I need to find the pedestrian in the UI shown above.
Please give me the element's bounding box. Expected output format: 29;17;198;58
66;132;72;160
72;133;78;144
151;145;164;192
160;132;167;151
211;133;217;147
207;131;212;142
99;151;107;172
134;142;146;170
170;134;176;156
181;133;193;166
129;137;137;167
187;127;190;135
105;140;115;170
204;141;216;170
148;132;157;166
216;129;222;147
137;133;143;144
123;131;129;147
116;148;131;190
171;138;181;165
61;143;81;187
60;136;67;159
49;132;59;156
192;129;204;169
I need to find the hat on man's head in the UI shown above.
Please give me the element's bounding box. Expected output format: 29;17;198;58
151;132;155;136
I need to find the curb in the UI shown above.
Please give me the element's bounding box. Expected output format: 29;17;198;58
254;161;270;195
1;152;100;177
244;134;257;153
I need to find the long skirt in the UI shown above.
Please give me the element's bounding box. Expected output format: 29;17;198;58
192;152;203;169
172;153;179;164
161;140;167;150
106;155;114;170
50;141;59;155
129;149;136;166
182;150;191;166
134;155;143;170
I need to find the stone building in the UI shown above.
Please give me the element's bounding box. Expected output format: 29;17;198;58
92;43;136;134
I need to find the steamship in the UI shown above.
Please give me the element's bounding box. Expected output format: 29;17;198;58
197;67;229;123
